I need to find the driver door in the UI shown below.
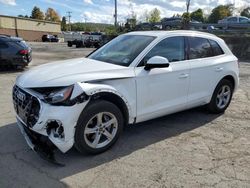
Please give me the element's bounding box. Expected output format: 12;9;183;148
135;36;190;122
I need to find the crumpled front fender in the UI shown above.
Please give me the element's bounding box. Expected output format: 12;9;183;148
71;82;134;123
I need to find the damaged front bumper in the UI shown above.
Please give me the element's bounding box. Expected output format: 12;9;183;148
13;84;89;158
15;98;88;153
17;117;64;166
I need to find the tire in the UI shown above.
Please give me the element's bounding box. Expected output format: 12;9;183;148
165;25;171;30
67;41;72;47
76;41;84;48
207;79;233;114
74;100;124;154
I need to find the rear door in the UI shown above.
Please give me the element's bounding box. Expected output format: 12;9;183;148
187;37;224;107
0;41;10;64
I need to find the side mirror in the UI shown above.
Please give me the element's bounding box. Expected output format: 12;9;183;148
144;56;170;71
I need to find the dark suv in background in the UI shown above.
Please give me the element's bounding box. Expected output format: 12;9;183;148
0;35;32;69
42;34;59;42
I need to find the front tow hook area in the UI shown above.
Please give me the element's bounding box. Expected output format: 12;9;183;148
17;120;65;167
34;144;65;167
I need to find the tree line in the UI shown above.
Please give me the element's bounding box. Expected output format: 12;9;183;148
17;4;250;33
18;6;61;22
135;5;250;24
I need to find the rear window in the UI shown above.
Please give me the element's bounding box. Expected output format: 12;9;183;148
19;40;29;48
188;37;213;59
209;39;224;56
9;40;29;49
239;17;249;23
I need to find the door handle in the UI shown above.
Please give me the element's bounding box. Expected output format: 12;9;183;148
179;73;189;79
215;67;223;72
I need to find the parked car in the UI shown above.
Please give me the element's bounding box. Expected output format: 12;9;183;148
135;22;153;30
161;17;182;29
84;36;101;48
68;36;101;48
162;17;203;30
218;16;249;24
42;34;59;42
13;31;239;164
0;35;32;68
67;33;103;48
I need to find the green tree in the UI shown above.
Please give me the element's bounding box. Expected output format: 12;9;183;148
61;16;67;31
31;6;44;20
208;4;234;23
149;8;161;23
240;7;250;18
190;8;204;22
45;8;61;22
182;12;191;29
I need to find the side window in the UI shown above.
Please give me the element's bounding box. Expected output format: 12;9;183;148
141;36;185;66
209;39;224;56
228;17;237;22
0;42;8;49
188;37;213;59
239;17;248;23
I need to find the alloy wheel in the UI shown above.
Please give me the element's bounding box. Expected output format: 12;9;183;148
83;112;118;149
216;85;231;109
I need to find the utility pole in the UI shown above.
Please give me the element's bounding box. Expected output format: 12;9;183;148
186;0;191;13
67;11;72;31
84;14;87;23
114;0;117;27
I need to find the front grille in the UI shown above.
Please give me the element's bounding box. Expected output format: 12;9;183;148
13;85;40;127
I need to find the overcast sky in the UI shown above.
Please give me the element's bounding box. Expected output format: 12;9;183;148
0;0;249;23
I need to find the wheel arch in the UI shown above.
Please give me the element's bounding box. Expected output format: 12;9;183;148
72;82;134;125
222;75;235;91
90;92;130;126
208;74;237;104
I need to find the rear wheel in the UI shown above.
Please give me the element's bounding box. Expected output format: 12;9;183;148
207;79;233;114
74;100;124;154
165;25;171;30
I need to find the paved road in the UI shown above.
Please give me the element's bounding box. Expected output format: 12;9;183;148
0;43;249;188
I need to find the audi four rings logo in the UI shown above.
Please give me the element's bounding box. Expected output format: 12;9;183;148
16;90;26;101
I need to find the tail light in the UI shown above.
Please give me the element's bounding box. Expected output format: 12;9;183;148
19;49;28;55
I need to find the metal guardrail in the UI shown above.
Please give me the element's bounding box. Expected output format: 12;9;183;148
159;21;250;34
189;22;250;29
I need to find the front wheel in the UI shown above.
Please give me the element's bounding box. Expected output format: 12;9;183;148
74;100;124;154
67;41;72;47
207;79;233;114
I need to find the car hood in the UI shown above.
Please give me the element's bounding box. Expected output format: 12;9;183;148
16;57;135;88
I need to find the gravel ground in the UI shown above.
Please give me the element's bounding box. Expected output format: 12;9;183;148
0;42;249;188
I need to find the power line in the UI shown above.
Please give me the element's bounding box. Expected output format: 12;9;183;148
67;11;72;31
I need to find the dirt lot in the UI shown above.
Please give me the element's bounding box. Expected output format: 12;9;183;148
0;42;249;188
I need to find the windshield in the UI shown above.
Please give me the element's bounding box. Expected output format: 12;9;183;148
88;35;155;67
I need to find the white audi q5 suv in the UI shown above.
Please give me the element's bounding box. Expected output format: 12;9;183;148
13;31;239;162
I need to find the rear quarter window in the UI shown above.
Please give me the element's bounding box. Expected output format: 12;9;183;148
209;39;224;56
8;41;28;49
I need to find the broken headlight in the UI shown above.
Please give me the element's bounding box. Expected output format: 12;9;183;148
44;85;74;104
